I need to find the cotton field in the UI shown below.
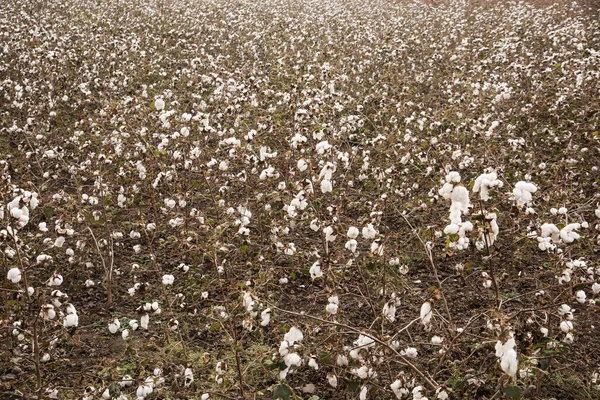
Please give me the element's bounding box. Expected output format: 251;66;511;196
1;0;600;398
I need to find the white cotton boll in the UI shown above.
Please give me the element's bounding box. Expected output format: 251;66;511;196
446;171;461;183
54;236;65;247
383;302;396;322
576;290;586;304
284;352;302;368
7;267;22;284
558;207;568;215
308;358;319;370
39;222;48;232
347;226;359;239
420;301;432;328
541;223;560;242
47;274;63;287
336;354;349;366
326;302;339;315
327;374;338;388
345;239;357;252
260;308;271;326
362;223;377;239
444;224;459;235
201;394;209;400
495;336;518;377
560;223;581;244
310;262;323;280
64;313;79;327
297;159;308;171
404;347;418;358
122;329;130;340
550;208;558;216
102;389;110;399
323;226;336;242
140;314;149;329
391;380;408;399
184;368;194;387
431;336;443;345
108;318;120;334
162;274;174;285
436;389;449;400
359;386;368;400
154;98;165;110
473;172;502;201
595;209;600;218
321;179;333;193
560;320;573;333
309;219;320;231
592;283;600;294
284;326;303;345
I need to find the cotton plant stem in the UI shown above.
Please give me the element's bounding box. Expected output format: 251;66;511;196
400;214;453;327
477;200;501;309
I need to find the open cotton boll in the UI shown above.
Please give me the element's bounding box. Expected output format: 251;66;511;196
108;318;120;334
495;336;518;377
297;159;308;171
154;98;165;110
184;367;194;387
7;267;22;284
540;223;560;242
345;239;357;252
362;223;378;239
473;172;503;201
420;301;432;328
347;226;359;239
309;261;323;280
560;223;581;244
284;326;303;345
513;181;537;208
260;308;271;326
320;179;333;193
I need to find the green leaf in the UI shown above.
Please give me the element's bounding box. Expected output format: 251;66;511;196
273;383;292;400
504;386;523;399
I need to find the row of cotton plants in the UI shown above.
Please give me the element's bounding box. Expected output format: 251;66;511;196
1;0;599;398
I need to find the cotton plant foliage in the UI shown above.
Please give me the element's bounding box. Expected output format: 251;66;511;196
1;0;600;398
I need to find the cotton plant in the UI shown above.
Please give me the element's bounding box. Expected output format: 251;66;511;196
439;171;473;250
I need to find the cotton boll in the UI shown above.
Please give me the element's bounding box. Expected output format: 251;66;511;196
347;226;359;239
297;159;308;171
184;368;194;387
404;347;418;358
560;321;573;333
260;308;271;326
7;267;22;284
576;290;586;304
140;314;149;329
154;98;165;110
309;261;323;280
345;239;357;252
495;336;518;377
362;224;377;239
283;326;303;345
327;374;338;388
420;301;432;328
320;179;333;193
308;358;319;370
108;318;120;334
162;274;175;285
560;223;581;244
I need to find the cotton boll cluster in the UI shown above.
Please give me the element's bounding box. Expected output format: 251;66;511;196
278;326;304;380
495;335;518;377
476;213;499;249
512;181;537;209
439;171;472;250
326;295;339;315
473;172;503;201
